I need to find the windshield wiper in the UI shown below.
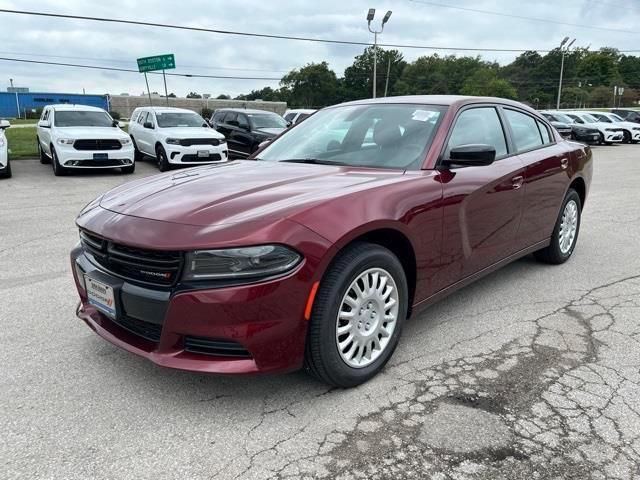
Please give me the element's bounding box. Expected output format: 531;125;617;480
279;158;347;166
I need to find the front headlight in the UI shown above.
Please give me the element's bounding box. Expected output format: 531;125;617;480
57;138;74;145
633;127;640;131
183;245;302;281
119;138;131;145
217;138;227;144
165;138;181;145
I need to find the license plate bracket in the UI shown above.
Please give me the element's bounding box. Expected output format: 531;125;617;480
85;275;116;318
93;153;108;160
197;150;209;158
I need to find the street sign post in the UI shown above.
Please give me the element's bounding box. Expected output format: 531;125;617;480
137;54;175;106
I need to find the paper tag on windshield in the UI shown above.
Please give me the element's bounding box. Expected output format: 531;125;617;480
412;109;435;122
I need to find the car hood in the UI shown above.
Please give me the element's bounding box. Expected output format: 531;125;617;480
56;127;129;139
98;160;406;226
157;127;223;138
254;127;286;137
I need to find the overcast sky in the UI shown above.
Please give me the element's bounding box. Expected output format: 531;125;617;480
0;0;638;98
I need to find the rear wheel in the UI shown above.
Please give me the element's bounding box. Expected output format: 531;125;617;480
0;158;11;178
534;189;581;264
622;130;631;144
51;147;68;176
156;144;171;172
305;242;408;387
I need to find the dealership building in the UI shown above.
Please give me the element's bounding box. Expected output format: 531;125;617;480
0;91;109;118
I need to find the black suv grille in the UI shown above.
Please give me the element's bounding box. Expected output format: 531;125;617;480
80;230;183;286
179;138;223;147
74;139;122;150
184;336;251;358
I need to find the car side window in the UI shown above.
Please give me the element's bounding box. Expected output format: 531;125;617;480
137;111;147;125
225;112;238;126
213;111;224;122
146;112;155;127
504;109;543;152
237;114;249;129
131;111;139;123
537;120;552;144
567;114;583;124
41;109;48;121
446;107;508;159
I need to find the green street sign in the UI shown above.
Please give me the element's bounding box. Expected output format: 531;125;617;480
137;54;176;73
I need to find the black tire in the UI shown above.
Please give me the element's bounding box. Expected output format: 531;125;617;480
38;140;50;164
156;144;171;172
51;147;68;176
0;159;11;178
534;189;582;264
622;130;631;144
304;242;408;388
131;136;143;161
121;163;135;174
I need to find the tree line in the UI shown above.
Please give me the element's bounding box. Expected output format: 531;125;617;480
227;46;639;110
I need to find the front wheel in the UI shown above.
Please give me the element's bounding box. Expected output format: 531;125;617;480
305;242;408;387
0;159;11;178
622;130;631;144
51;147;68;176
38;140;50;164
156;145;171;172
534;189;581;264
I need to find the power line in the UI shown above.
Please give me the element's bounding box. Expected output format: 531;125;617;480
0;8;566;53
408;0;640;35
0;57;282;81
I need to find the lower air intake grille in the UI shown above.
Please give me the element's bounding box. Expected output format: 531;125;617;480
184;336;251;358
113;315;162;343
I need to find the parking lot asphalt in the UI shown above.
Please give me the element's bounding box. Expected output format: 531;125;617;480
2;148;640;480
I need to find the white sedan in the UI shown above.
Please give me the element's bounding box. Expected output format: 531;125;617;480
0;119;10;178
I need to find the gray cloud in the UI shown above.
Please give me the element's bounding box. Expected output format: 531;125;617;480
0;0;638;97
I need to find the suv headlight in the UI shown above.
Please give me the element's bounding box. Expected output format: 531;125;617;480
165;138;181;145
633;127;640;131
119;138;131;145
57;138;74;145
183;245;302;281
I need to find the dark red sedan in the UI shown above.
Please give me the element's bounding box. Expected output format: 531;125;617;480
71;96;592;387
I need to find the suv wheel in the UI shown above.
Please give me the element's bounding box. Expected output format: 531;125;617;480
156;145;171;172
305;242;408;387
0;158;11;178
51;147;68;176
131;136;143;161
38;141;50;164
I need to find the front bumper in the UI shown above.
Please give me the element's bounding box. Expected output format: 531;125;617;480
56;144;135;168
71;241;317;375
604;132;623;143
572;130;601;144
632;131;640;141
164;143;229;165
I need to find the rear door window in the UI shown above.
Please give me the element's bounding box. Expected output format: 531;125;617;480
537;120;552;144
504;109;543;152
224;112;237;125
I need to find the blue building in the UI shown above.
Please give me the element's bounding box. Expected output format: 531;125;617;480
0;92;109;118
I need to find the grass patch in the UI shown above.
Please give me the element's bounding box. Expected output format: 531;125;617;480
6;126;38;158
5;118;38;125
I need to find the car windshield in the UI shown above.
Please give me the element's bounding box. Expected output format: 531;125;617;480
610;114;624;122
156;112;206;128
580;114;599;123
592;114;612;123
248;113;287;129
54;111;113;127
551;113;575;124
257;104;446;170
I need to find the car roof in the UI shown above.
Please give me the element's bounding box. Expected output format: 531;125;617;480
286;109;316;114
215;108;280;115
332;95;535;110
134;106;198;114
49;104;107;112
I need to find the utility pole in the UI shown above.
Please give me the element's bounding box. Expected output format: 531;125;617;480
556;37;576;110
384;56;391;97
367;9;392;99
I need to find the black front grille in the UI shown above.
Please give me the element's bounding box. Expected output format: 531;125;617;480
184;336;251;358
113;315;162;342
180;153;223;162
80;230;183;286
179;138;223;147
74;139;122;151
75;159;128;167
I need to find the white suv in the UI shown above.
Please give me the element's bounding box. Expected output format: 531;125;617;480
283;109;316;125
128;107;228;171
561;111;624;145
36;105;134;176
0;120;11;178
585;111;640;144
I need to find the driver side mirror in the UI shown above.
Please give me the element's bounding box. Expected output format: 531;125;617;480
0;119;10;129
113;120;125;128
38;120;50;128
143;121;154;129
443;144;496;167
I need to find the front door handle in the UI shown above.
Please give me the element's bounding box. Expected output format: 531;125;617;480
511;175;524;190
561;158;569;169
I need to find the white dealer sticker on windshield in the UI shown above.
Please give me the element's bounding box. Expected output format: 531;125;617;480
412;110;437;122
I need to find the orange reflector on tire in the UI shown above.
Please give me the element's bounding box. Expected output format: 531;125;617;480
304;281;320;320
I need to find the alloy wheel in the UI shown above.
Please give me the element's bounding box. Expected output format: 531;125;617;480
559;199;578;254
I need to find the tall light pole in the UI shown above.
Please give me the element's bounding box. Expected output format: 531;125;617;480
367;8;392;99
556;37;576;110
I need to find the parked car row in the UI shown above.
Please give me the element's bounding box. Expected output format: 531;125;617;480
541;109;640;145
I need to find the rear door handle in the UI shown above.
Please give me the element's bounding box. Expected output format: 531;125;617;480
512;175;524;189
561;158;569;169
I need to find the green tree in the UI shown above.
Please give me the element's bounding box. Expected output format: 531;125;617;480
186;92;202;99
461;68;517;99
216;94;231;100
279;62;339;108
588;86;613;107
343;47;406;100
